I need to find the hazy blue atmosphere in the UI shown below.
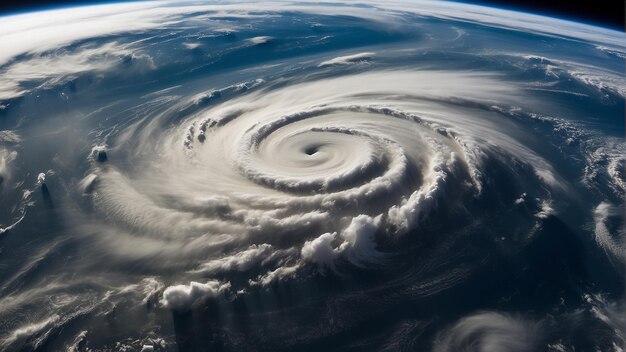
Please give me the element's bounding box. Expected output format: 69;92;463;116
1;0;623;30
0;1;624;351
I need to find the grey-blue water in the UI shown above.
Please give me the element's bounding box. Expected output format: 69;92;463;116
0;1;624;351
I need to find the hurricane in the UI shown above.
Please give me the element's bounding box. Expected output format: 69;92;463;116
0;1;624;351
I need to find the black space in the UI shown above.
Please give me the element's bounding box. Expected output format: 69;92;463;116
0;0;624;30
470;0;625;31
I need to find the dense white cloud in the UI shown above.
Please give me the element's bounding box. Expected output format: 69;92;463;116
607;157;626;195
338;214;382;264
301;232;339;267
514;193;527;205
195;244;295;273
161;280;231;311
182;42;201;50
387;158;446;232
248;36;274;45
593;202;625;263
318;52;375;67
302;215;383;268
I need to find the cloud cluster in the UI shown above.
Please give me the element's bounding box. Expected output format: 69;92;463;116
161;280;231;311
80;69;574;299
1;0;621;101
0;42;154;100
302;232;338;267
247;36;274;45
593;202;625;264
301;214;382;268
0;148;17;191
2;315;60;350
318;52;375;67
1;1;623;348
195;244;295;274
434;312;541;352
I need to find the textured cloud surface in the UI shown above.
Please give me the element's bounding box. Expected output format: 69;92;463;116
434;312;541;352
0;1;624;351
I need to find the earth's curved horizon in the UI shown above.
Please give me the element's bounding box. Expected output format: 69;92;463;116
0;1;624;351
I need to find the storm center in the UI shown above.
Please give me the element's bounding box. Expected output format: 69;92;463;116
304;146;319;155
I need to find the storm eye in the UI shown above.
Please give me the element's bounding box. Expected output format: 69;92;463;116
304;146;319;155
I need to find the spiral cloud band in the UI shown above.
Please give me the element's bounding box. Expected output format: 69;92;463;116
91;70;560;279
0;1;624;351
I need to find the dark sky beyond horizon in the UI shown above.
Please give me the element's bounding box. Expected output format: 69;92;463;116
0;0;624;31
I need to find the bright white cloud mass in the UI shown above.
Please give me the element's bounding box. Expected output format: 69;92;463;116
0;1;624;351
